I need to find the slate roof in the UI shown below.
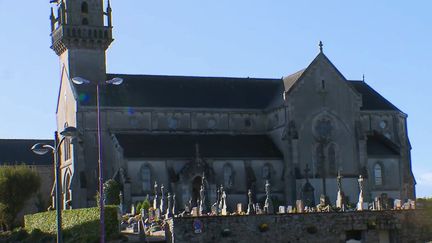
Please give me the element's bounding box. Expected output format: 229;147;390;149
283;69;305;92
74;74;283;109
73;73;400;112
367;132;400;156
348;81;400;111
0;139;54;166
115;134;283;159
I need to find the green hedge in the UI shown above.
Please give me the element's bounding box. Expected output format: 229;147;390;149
24;206;119;242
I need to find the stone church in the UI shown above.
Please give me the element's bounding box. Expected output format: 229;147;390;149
50;0;415;210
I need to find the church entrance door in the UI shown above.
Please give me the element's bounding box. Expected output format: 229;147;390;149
191;176;202;208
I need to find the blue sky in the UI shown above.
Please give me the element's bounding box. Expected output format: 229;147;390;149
0;1;430;197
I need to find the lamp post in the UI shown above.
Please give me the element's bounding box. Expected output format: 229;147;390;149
31;126;78;243
72;76;123;243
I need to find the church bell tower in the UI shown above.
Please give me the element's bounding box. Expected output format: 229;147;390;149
50;0;113;81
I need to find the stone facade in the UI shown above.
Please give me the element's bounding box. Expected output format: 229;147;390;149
165;211;432;243
50;1;415;210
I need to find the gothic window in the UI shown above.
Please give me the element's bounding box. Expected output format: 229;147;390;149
327;143;337;176
139;165;151;192
262;163;272;180
63;171;72;209
63;123;71;161
313;117;333;141
374;163;383;186
223;163;234;188
81;2;89;14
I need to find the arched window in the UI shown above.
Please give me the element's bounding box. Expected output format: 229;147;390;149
63;123;71;161
63;171;72;209
139;165;151;192
223;163;234;188
374;163;383;186
81;2;89;13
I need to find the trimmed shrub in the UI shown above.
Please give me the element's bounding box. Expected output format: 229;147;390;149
24;206;119;242
0;165;41;230
103;179;121;205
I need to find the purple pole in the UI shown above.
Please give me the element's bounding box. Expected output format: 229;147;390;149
97;83;105;243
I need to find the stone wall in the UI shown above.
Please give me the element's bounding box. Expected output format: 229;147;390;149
165;210;432;243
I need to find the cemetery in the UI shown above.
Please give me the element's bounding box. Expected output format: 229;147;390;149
116;173;432;243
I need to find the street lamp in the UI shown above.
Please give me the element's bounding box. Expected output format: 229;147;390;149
31;126;78;243
72;76;123;243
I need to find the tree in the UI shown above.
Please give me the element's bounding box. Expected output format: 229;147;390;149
103;179;120;205
0;165;41;230
142;195;150;211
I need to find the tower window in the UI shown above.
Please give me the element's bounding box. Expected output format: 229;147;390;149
374;163;383;186
81;2;89;14
82;18;89;25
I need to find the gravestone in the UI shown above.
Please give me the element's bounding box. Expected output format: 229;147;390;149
247;189;255;215
335;170;345;211
160;184;166;215
394;199;402;210
119;191;124;216
172;194;176;216
211;204;218;215
155;208;161;220
408;199;416;209
199;174;208;215
153;181;159;210
287;205;293;213
263;180;274;214
236;203;243;214
302;165;316;207
296;200;304;213
374;196;382;210
131;203;136;215
191;207;199;217
221;189;228;216
255;203;263;215
165;192;173;219
357;175;365;211
381;193;389;210
278;206;286;214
